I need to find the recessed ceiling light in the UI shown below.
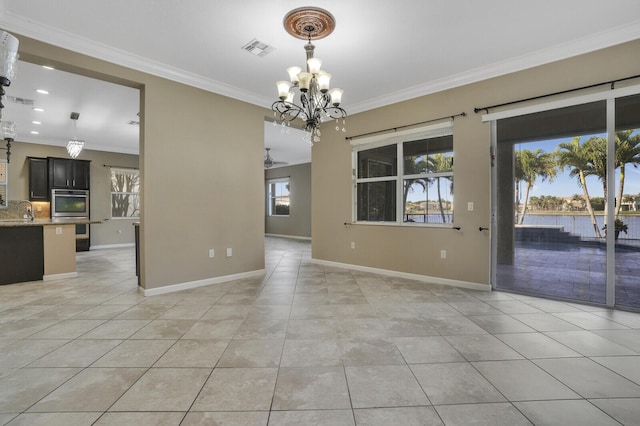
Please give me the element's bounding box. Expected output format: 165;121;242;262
42;65;54;70
30;131;39;135
33;107;45;112
36;89;49;94
32;121;41;125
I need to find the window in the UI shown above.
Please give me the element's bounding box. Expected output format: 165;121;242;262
267;178;290;216
353;122;454;225
111;168;140;218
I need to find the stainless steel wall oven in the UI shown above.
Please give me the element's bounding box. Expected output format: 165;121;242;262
51;189;90;251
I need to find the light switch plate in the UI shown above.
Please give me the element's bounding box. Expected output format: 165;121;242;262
226;248;232;257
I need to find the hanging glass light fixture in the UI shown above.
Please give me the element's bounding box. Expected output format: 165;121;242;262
67;112;84;158
0;30;19;121
271;7;346;144
0;120;16;163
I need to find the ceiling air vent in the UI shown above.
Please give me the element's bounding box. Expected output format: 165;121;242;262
241;38;274;57
6;96;34;106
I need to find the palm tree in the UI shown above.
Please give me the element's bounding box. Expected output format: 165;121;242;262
402;155;430;221
555;137;602;238
429;153;454;223
614;130;640;218
514;148;556;224
529;195;541;210
582;136;608;216
402;153;453;223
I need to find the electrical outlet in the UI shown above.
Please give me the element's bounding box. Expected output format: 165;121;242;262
351;241;355;249
226;248;232;257
209;249;215;258
440;250;447;259
55;226;62;235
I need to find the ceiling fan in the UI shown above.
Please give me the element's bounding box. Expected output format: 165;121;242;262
264;148;288;169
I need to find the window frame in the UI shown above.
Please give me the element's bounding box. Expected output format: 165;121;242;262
110;167;140;219
351;121;454;227
267;177;290;217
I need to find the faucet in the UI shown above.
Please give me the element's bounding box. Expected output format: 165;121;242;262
17;200;34;221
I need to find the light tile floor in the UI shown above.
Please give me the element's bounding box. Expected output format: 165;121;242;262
0;237;639;425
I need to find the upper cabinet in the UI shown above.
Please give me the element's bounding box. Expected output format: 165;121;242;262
28;157;49;200
48;158;91;190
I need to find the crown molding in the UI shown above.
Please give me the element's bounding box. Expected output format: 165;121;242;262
348;20;640;114
2;6;639;115
0;9;274;109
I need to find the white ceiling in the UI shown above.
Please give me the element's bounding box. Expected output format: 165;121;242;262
1;0;639;165
2;60;140;154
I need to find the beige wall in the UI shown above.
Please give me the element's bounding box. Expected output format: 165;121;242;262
12;33;639;291
7;141;139;246
312;39;640;286
15;35;267;291
43;224;75;276
265;162;311;238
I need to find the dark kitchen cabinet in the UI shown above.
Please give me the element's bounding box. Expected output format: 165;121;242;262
28;157;49;200
49;158;91;190
0;226;44;285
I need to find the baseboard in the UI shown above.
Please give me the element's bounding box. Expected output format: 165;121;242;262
91;243;135;250
139;269;266;297
311;258;491;292
43;272;78;281
265;233;312;241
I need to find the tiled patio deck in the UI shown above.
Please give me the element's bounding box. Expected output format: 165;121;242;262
497;241;640;310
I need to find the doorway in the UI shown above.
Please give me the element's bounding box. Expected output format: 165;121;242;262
490;88;640;310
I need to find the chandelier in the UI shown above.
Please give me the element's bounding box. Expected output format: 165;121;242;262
0;30;19;120
272;7;346;144
66;112;84;159
0;31;19;163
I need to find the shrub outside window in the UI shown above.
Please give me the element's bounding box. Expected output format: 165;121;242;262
267;178;290;216
111;168;140;218
353;122;454;225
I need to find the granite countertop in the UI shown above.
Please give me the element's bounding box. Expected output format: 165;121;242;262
0;218;102;227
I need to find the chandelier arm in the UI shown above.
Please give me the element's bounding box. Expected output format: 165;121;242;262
323;106;347;119
272;100;305;122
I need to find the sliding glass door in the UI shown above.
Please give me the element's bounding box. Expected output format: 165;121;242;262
491;87;640;310
614;93;640;310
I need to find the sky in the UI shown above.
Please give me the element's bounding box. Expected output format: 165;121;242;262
516;131;640;199
404;130;640;204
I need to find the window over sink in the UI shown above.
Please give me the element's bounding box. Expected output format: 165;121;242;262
111;167;140;218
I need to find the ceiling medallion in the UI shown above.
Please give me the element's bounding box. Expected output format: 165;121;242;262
283;7;336;40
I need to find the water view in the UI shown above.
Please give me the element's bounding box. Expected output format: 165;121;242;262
521;213;640;241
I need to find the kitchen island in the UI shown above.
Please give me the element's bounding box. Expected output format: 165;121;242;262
0;218;99;285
